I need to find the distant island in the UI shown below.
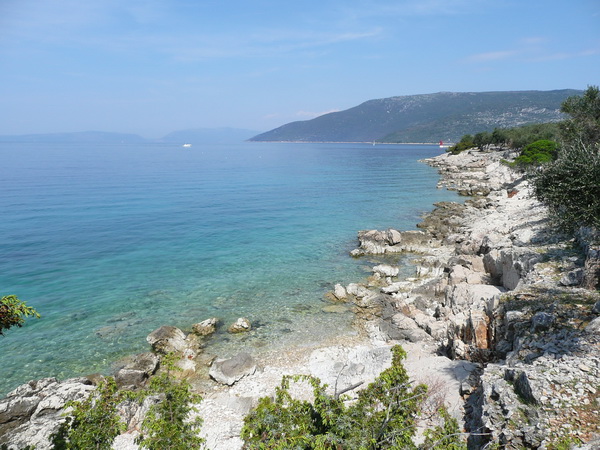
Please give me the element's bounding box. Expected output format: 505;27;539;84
250;89;581;143
0;128;260;145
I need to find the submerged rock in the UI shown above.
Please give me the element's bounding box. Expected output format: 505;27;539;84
192;317;220;336
228;317;252;333
146;325;189;354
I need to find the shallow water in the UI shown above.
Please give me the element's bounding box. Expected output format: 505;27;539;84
0;141;459;395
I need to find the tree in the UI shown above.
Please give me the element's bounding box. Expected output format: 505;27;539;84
559;85;600;148
0;295;40;336
530;86;600;231
530;142;600;230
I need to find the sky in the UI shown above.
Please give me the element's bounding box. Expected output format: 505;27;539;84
0;0;599;138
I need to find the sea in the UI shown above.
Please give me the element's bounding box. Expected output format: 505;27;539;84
0;141;460;396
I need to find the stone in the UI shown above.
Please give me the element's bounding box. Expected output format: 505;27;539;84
228;317;252;333
582;247;600;290
192;317;219;336
445;283;504;314
346;283;371;298
353;229;430;254
513;371;539;405
469;309;490;349
322;304;349;313
0;377;95;449
209;352;257;385
559;268;584;286
390;313;433;342
115;352;159;389
146;325;188;354
373;264;399;277
592;300;600;315
333;283;347;300
585;317;600;334
530;312;555;333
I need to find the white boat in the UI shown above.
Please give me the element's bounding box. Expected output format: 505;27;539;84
182;143;192;148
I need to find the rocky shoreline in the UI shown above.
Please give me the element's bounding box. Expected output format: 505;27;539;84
2;147;599;449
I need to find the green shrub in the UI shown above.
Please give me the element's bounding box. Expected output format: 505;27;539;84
448;135;474;154
241;345;465;449
511;139;558;168
421;407;466;449
51;377;126;450
136;356;205;450
530;142;600;231
530;86;600;231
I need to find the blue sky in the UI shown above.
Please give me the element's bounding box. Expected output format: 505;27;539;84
1;0;599;138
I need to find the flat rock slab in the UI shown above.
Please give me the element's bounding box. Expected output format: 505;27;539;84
209;352;257;386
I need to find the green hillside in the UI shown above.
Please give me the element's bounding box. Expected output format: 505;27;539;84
250;90;581;143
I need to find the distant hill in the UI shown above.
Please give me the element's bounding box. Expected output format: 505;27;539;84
0;128;261;145
250;90;581;143
159;127;260;144
0;131;146;143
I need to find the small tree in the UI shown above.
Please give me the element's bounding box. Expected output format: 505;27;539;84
52;377;126;450
0;295;40;336
559;85;600;148
530;86;600;231
136;355;205;450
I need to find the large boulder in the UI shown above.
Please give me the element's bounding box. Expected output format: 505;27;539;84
209;352;257;386
114;352;160;389
373;264;399;277
351;229;431;256
0;377;95;449
146;326;189;354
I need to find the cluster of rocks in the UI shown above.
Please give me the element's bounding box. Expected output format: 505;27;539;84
2;147;599;449
0;316;256;449
322;148;600;448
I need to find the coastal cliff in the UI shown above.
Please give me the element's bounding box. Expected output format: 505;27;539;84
1;147;599;449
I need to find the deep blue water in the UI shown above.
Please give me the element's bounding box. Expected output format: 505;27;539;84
0;141;459;395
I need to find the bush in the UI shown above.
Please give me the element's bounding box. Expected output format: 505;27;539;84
51;378;126;450
136;356;205;450
511;139;558;169
241;345;464;449
448;135;474;154
530;142;600;231
530;86;600;231
53;354;204;450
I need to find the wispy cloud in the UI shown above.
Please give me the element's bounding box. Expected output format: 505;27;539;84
464;36;600;65
466;50;517;62
296;109;340;119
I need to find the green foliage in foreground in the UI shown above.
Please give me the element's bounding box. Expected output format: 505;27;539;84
241;345;465;449
52;354;204;450
136;356;205;450
0;295;40;336
530;142;600;231
51;378;127;450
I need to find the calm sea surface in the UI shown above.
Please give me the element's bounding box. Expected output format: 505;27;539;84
0;141;459;395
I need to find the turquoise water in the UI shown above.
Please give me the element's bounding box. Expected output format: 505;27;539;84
0;142;459;395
